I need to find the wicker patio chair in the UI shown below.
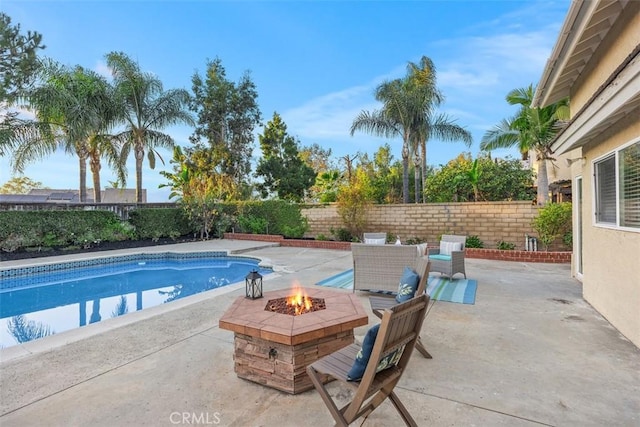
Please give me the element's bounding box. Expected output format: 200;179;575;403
428;234;467;279
307;294;429;426
351;243;419;293
369;258;432;358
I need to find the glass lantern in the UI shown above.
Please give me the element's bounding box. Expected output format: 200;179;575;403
245;269;263;299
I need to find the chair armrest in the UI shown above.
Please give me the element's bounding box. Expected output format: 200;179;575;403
427;248;440;256
450;250;465;261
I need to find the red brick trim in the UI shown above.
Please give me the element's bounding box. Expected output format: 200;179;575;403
465;248;571;263
223;233;572;263
223;233;352;250
224;232;284;243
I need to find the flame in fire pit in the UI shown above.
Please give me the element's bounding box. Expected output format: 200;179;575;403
287;282;313;316
264;283;326;316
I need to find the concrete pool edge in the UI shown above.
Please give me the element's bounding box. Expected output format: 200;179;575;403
0;240;283;363
1;269;283;363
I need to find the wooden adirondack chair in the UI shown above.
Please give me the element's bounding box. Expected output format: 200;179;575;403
306;294;429;427
369;258;432;359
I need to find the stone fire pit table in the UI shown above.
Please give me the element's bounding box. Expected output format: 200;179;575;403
219;287;368;394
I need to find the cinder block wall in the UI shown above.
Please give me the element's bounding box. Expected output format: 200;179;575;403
302;201;544;250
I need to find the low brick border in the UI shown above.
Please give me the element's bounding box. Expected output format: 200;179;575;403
466;248;571;263
223;233;352;250
223;233;571;263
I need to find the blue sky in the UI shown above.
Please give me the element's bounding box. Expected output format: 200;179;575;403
1;0;570;201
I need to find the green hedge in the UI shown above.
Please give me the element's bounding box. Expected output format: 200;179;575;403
0;202;307;253
0;210;123;251
128;208;194;240
227;200;308;238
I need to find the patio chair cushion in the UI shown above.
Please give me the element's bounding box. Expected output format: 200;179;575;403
440;240;463;256
429;254;451;261
416;242;429;257
346;323;405;381
395;266;420;303
364;237;386;245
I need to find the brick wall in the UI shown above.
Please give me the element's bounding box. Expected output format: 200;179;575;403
302;201;555;251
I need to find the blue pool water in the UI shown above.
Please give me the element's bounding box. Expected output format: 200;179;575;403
0;254;271;348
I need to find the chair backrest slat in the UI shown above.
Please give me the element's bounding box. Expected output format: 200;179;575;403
413;258;431;297
361;295;429;386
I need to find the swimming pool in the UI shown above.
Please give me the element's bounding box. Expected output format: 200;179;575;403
0;252;271;348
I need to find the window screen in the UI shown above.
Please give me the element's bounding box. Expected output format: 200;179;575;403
595;155;616;224
620;142;640;228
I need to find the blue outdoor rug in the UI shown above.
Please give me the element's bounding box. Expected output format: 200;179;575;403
315;269;477;304
315;269;354;289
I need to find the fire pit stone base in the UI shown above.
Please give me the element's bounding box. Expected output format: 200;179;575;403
234;330;353;394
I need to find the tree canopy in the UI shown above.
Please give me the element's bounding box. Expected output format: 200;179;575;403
424;152;535;202
189;58;261;194
0;176;44;194
255;112;316;202
0;12;45;102
480;84;569;205
0;13;46;157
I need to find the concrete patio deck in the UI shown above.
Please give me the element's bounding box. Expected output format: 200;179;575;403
1;240;639;426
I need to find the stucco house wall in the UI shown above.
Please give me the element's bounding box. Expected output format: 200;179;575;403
533;0;640;347
580;115;640;346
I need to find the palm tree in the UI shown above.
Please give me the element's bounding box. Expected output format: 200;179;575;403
351;78;418;203
467;158;481;201
352;56;471;203
106;51;194;203
11;63;122;202
406;57;472;203
87;133;127;202
84;78;126;202
480;85;569;205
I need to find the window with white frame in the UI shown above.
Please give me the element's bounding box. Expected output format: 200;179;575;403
594;140;640;229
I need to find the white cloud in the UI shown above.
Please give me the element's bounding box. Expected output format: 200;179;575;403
281;84;377;140
278;28;558;165
438;69;500;89
93;60;112;79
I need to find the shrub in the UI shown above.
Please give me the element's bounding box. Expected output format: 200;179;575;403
237;215;268;234
496;240;516;250
405;236;425;245
230;200;308;237
532;202;573;251
1;232;38;252
465;235;484;248
563;230;573;248
335;170;371;239
331;227;354;242
213;212;234;238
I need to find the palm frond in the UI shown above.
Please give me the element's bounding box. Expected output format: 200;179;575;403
480;118;520;151
350;110;400;139
429;113;473;147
